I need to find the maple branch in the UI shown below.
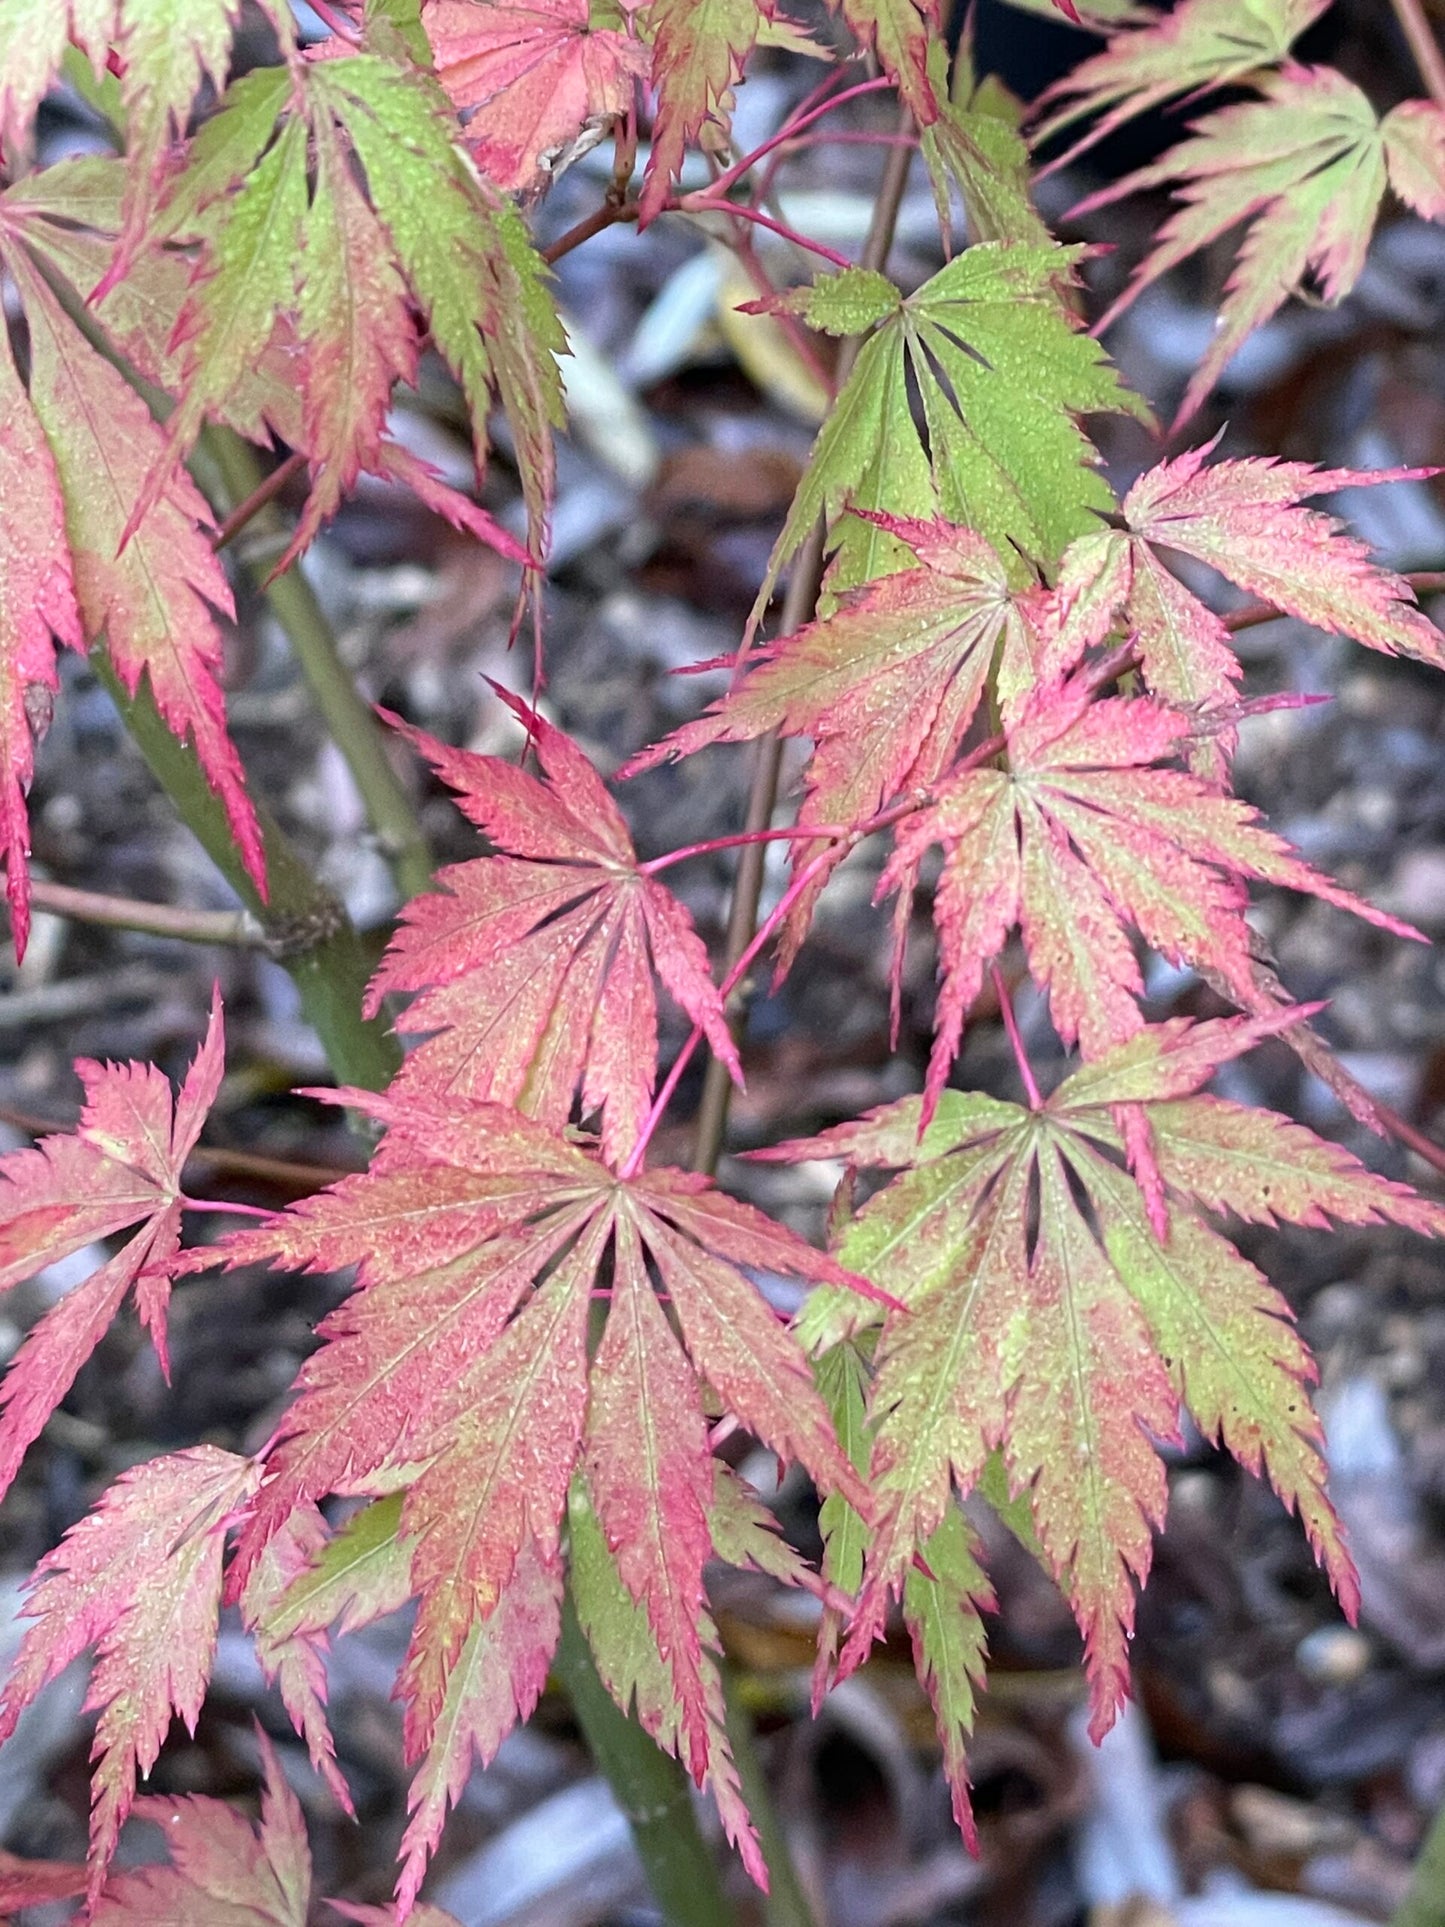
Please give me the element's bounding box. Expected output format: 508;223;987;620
705;220;838;396
0;1098;357;1194
681;197;855;270
204;430;436;907
182;1142;358;1190
542;198;640;266
639;824;851;875
692;113;918;1177
89;647;399;1094
552;1595;734;1927
1391;0;1445;111
1375;1101;1445;1182
179;1196;274;1220
707;76;897;197
992;964;1043;1109
12;879;268;950
210;451;307;553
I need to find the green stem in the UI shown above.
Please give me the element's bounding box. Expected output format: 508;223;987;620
1396;1800;1445;1927
724;1676;818;1927
203;430;436;906
554;1590;735;1927
90;647;398;1093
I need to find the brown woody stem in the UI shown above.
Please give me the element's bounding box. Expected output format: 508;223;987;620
1391;0;1445;110
14;879;268;949
211;450;307;552
692;115;918;1178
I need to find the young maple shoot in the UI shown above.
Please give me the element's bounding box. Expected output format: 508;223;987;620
1;0;1445;1920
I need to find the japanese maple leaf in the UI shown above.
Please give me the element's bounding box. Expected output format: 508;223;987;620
885;679;1419;1113
0;311;83;960
632;516;1020;833
0;1444;261;1899
423;0;648;196
0;245;266;898
237;1503;362;1815
919;40;1052;249
1030;0;1328;172
0;1;292;206
0;994;223;1500
626;513;1035;973
289;110;420;566
811;1340;994;1839
830;0;941;124
5;152;307;456
1045;446;1445;723
9;155;524;577
567;1463;816;1885
100;0;298;295
308;53;567;553
754;246;1145;608
90;1729;309;1927
641;0;768;223
370;691;741;1163
123;54;565;560
0;1849;87;1913
1072;64;1445;427
190;1087;876;1906
765;1013;1445;1746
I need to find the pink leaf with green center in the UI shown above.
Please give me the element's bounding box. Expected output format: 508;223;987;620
0;994;223;1500
90;1728;310;1927
0;1445;261;1901
886;680;1420;1112
371;692;740;1164
0;316;83;960
5;250;266;897
1071;64;1401;427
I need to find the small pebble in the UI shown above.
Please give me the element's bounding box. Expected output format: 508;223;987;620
1295;1626;1372;1686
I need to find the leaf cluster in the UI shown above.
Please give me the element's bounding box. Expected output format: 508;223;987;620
1;0;1445;1918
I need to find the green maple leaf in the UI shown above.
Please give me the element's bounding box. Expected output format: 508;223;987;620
289;111;420;566
766;1013;1445;1744
310;52;566;553
568;1473;762;1879
1073;64;1445;427
121;51;563;559
0;1;296;299
903;1502;993;1841
919;34;1052;248
756;244;1145;607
